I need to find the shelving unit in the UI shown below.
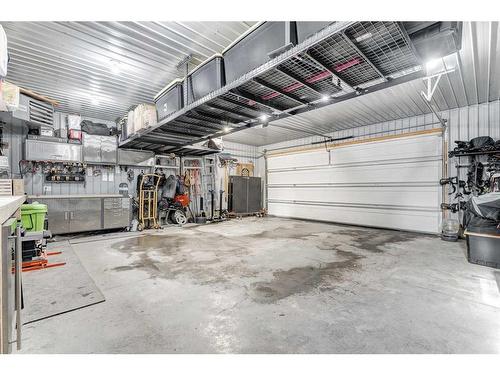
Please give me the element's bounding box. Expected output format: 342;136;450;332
120;21;424;153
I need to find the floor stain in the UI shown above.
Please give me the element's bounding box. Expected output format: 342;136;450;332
248;250;364;303
331;228;429;253
107;220;431;302
110;231;250;283
244;225;317;241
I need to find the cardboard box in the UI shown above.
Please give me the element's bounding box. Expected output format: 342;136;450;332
133;104;157;134
12;179;25;196
0;81;20;111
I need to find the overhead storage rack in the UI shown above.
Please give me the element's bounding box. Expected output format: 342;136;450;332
119;21;451;153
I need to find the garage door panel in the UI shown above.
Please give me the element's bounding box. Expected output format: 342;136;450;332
330;135;442;165
268;186;440;208
267;160;441;185
267;150;329;170
268;202;440;234
267;133;443;233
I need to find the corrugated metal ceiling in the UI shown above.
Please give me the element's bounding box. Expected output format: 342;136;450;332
2;21;498;146
1;21;254;120
224;21;500;146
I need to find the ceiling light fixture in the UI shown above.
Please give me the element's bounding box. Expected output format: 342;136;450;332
259;114;269;122
425;58;442;72
223;126;231;133
321;95;330;102
110;60;121;74
91;98;100;106
355;32;372;43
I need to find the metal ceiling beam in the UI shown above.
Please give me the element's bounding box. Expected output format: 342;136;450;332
172;118;221;131
218;95;272;115
191;110;241;125
156;124;208;137
148;132;196;141
203;103;256;120
151;128;202;138
231;89;285;113
303;51;355;91
129;136;180;146
275;67;324;96
184;113;227;127
341;32;388;82
253;77;309;105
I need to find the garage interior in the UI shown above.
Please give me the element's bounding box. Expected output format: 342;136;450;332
1;20;500;354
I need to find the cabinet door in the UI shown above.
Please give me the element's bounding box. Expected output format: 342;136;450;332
38;199;71;235
247;177;262;213
82;134;101;163
103;198;129;229
230;176;249;214
69;198;102;232
100;136;117;164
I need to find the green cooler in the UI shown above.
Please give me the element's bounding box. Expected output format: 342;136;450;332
21;202;48;232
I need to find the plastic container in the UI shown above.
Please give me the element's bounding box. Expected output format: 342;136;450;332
440;218;460;242
223;22;297;84
406;22;462;61
133;104;157;133
67;114;81;130
155;79;184;122
466;230;500;269
184;54;225;105
21;202;48;232
69;129;82;141
126;109;135;138
296;22;333;43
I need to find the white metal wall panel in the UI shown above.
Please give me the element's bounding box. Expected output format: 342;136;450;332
267;133;442;233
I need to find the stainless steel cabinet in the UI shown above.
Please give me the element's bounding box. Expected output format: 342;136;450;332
47;198;71;234
103;198;130;229
118;149;155;166
25;139;82;162
32;196;130;234
100;137;117;164
69;198;101;232
82;134;101;163
83;134;117;164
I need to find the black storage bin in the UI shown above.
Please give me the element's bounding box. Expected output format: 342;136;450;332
296;22;333;44
466;230;500;269
223;22;297;84
154;79;184;121
185;54;225;105
406;21;463;61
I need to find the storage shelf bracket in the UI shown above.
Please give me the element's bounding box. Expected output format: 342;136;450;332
421;68;455;102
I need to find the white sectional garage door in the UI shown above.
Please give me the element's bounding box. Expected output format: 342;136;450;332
267;132;443;233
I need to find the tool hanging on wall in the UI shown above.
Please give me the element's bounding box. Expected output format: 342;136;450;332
440;177;470;197
19;160;87;183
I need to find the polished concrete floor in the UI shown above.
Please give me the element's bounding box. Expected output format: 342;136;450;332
18;217;500;353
